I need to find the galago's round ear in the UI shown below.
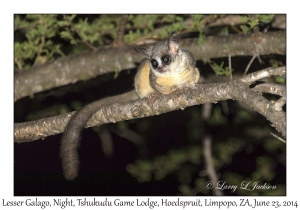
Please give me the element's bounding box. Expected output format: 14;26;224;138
167;31;179;54
132;45;153;58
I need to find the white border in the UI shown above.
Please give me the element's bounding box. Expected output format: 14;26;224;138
2;1;298;209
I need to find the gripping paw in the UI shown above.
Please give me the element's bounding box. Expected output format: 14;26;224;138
175;83;199;95
147;92;160;103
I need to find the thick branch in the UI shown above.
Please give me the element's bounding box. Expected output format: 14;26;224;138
188;31;285;62
14;46;137;101
14;66;286;143
14;30;286;101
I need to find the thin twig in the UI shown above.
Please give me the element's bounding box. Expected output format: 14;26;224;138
201;103;212;120
244;53;256;75
270;132;286;143
202;135;223;196
257;53;264;65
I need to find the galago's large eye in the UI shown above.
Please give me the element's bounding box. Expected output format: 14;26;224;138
162;55;171;65
151;59;158;68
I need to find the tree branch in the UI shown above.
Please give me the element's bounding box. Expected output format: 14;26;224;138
252;83;286;96
202;135;223;196
14;66;286;143
14;30;286;101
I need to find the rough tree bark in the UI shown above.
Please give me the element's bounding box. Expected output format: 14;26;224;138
14;66;286;143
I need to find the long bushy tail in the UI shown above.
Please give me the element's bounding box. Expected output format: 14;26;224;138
60;90;138;180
